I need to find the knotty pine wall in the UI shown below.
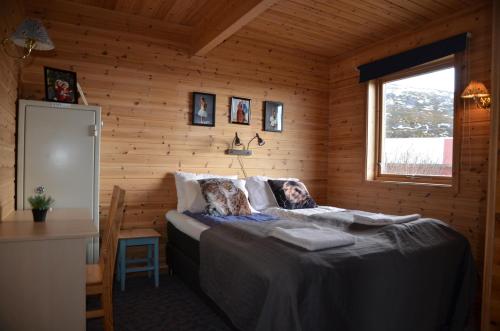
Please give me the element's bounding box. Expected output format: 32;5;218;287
0;0;23;220
328;5;492;263
19;9;330;265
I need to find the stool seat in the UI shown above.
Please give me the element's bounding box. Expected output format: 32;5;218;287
119;228;161;240
117;228;160;291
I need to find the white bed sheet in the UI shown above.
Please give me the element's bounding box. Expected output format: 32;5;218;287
165;210;209;241
165;206;346;241
262;206;345;221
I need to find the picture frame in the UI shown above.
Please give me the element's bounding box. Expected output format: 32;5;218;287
264;101;283;132
44;67;78;104
230;97;251;125
192;92;216;127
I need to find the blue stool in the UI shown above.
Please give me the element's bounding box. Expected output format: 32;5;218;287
117;228;161;291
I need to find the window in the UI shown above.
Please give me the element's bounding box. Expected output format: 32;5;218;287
367;57;458;185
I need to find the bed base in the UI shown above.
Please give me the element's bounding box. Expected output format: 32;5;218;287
166;221;201;291
166;221;238;329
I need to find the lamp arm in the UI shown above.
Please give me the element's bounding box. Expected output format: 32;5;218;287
1;37;36;60
473;95;492;109
22;38;36;59
246;136;257;150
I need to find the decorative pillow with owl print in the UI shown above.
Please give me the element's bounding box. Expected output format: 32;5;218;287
267;180;317;210
198;178;252;216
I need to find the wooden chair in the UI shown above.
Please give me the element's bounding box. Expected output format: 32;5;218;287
86;185;126;331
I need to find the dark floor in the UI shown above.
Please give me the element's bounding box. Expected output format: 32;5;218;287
87;274;233;331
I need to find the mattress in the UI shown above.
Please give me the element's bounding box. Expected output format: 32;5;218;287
165;209;278;241
165;210;209;241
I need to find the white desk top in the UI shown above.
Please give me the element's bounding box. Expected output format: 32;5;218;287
0;209;98;243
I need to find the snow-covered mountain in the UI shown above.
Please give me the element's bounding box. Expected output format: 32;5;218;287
384;84;454;138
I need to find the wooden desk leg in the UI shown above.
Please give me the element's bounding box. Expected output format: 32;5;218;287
154;238;159;287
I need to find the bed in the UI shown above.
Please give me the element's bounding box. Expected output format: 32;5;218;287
166;173;476;330
165;207;476;331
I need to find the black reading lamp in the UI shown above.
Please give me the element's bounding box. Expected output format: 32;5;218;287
232;132;242;148
247;133;265;149
225;132;265;156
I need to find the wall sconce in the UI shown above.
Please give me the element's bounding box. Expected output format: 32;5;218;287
461;80;491;110
225;132;265;156
2;18;54;60
247;133;265;149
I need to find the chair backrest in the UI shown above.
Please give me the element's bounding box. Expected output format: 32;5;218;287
99;186;126;285
99;186;125;331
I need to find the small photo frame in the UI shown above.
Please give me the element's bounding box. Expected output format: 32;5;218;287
230;97;251;125
264;101;283;132
192;92;216;127
44;67;78;104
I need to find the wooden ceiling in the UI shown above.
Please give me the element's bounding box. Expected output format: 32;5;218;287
71;0;216;25
51;0;486;57
238;0;482;57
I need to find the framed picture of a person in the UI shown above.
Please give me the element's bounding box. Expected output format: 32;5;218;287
264;101;283;132
44;67;78;104
192;92;216;127
230;97;251;125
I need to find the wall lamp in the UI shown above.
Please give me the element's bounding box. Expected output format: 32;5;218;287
225;132;265;156
461;80;491;110
2;18;54;60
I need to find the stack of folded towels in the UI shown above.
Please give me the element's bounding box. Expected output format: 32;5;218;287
270;224;355;251
351;211;421;226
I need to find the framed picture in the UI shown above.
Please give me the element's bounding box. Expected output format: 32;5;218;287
230;97;251;125
264;101;283;132
44;67;78;104
192;92;216;127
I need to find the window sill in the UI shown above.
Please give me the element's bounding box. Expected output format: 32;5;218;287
365;178;455;192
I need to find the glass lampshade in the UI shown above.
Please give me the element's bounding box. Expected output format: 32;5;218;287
10;18;54;51
461;80;490;99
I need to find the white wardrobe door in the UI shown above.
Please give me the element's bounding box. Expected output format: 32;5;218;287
24;106;96;212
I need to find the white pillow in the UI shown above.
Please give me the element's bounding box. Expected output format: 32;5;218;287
174;171;237;212
245;176;299;211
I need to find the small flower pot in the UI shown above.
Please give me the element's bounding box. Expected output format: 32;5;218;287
32;209;48;222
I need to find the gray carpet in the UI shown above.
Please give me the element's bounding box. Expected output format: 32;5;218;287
87;275;233;331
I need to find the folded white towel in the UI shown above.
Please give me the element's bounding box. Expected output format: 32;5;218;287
352;212;421;226
270;225;355;251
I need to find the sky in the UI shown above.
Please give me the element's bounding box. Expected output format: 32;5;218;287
387;67;455;92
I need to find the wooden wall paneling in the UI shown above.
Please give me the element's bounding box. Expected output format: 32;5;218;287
0;0;23;220
487;1;500;330
20;2;330;266
328;3;492;267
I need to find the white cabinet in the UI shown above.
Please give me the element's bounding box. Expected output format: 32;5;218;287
17;100;101;262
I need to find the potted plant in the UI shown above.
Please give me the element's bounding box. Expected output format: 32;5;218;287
28;186;55;222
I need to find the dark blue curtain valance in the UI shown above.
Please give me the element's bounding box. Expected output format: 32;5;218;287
357;32;470;83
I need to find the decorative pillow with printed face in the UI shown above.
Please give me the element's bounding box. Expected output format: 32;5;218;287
267;180;317;210
198;178;252;216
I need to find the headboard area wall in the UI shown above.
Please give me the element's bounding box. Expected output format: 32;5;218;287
20;0;330;257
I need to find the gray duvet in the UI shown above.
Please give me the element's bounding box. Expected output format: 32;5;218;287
199;212;475;331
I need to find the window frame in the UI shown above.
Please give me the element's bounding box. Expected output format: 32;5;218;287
367;55;462;187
